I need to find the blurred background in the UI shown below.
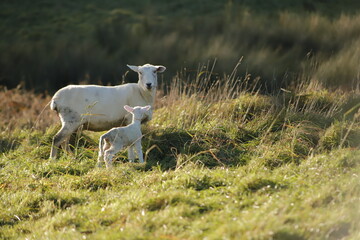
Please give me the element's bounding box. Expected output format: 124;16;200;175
1;0;360;93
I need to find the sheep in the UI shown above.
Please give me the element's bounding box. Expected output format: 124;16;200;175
97;105;151;168
49;63;166;159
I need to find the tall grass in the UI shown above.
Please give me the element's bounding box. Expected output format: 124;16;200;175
137;62;360;171
0;87;57;131
0;64;360;238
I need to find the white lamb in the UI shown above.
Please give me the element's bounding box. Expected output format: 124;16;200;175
97;105;151;168
49;63;165;159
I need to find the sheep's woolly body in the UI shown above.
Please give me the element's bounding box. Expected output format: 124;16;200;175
50;84;149;131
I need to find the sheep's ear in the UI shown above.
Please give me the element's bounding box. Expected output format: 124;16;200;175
144;105;151;111
124;105;134;112
156;65;166;73
127;65;139;73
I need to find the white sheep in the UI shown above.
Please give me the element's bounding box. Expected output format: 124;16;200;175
49;63;166;159
97;105;151;168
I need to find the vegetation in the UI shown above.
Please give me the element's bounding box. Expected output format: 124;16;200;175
1;0;360;239
1;0;360;91
0;66;359;239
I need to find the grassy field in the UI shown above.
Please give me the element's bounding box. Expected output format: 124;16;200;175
1;1;360;239
0;68;359;239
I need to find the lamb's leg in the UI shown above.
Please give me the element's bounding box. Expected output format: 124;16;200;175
134;140;144;163
50;124;78;159
104;145;122;169
128;146;135;163
97;136;106;167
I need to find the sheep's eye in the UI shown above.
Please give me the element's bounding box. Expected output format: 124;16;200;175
153;70;157;74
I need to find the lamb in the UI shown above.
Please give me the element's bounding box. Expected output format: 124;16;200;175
97;105;151;168
49;63;166;159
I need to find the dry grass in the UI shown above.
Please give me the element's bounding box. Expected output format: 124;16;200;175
0;86;57;131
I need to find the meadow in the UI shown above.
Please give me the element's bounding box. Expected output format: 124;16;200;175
0;66;360;239
1;0;360;239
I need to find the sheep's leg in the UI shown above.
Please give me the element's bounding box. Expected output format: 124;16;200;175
134;140;144;163
50;124;78;159
128;146;135;163
50;109;81;159
61;136;71;154
97;154;103;168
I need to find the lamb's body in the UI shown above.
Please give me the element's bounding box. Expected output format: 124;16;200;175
49;64;165;159
97;105;151;168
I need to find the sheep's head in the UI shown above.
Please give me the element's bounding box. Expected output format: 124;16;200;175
124;105;152;121
127;64;166;91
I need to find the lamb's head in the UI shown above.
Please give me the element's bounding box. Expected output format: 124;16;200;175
124;105;152;122
127;64;166;91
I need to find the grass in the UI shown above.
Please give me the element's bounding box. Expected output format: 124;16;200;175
1;67;360;239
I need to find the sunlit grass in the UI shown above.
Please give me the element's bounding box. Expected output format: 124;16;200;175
1;65;360;239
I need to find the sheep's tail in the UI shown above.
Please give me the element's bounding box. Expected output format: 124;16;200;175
50;98;57;111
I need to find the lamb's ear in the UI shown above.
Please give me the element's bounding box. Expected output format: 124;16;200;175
144;105;151;111
127;65;139;73
156;65;166;73
124;105;134;113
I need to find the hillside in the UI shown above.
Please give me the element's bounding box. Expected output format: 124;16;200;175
1;1;360;238
1;0;360;91
0;71;359;239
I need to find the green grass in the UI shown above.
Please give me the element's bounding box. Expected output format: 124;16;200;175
1;1;360;238
1;145;359;239
1;79;360;239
